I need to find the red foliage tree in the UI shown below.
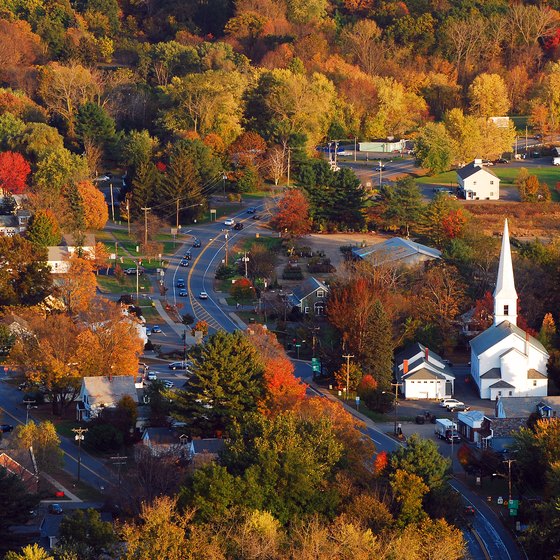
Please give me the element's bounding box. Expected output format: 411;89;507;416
373;450;388;475
0;151;30;194
228;131;267;167
471;291;493;331
441;208;468;240
270;189;311;238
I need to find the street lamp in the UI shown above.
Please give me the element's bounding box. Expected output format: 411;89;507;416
23;399;36;425
72;427;88;483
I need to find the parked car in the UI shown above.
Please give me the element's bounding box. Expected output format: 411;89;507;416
449;403;470;412
199;291;209;299
48;504;63;515
179;289;188;297
151;325;162;333
224;218;234;226
446;400;466;411
192;239;201;248
481;159;493;166
494;158;510;164
233;222;244;230
168;361;188;370
147;372;158;381
124;267;144;275
180;260;189;267
163;380;174;389
0;424;14;433
93;175;110;182
439;398;461;408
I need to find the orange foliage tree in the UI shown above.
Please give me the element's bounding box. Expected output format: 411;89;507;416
246;324;306;414
270;188;311;238
77;180;109;230
57;255;97;314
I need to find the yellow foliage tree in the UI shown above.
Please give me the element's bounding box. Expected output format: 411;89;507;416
77;180;109;230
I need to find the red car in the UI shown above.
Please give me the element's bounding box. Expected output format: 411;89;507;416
464;505;475;515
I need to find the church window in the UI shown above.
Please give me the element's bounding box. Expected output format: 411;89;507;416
504;305;509;316
533;380;537;387
508;391;513;396
498;391;502;396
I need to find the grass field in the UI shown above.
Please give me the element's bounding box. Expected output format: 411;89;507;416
96;273;152;294
240;235;282;252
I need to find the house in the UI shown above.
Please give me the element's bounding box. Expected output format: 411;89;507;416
0;209;31;236
76;375;143;422
47;233;97;274
47;246;71;274
287;277;328;316
495;396;560;420
456;410;493;448
61;233;96;257
189;438;225;468
457;159;500;200
0;448;39;493
394;343;455;399
352;237;441;268
470;220;549;400
141;428;188;457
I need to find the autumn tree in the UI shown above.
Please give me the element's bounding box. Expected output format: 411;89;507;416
230;277;256;303
471;291;494;331
341;19;384;76
14;421;63;473
57;256;97;314
25;209;61;247
419;193;470;247
228;131;267;167
270;188;311;238
468;73;511;117
391;469;428;527
414;122;457;174
539;313;556;350
4;545;52;560
77;180;109;230
0;151;30;194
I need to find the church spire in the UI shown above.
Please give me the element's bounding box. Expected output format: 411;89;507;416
494;219;517;326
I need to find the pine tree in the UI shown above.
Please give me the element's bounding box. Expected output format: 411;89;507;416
158;144;204;223
130;161;159;219
331;168;365;230
362;300;393;390
25;209;61;247
171;331;264;435
76;102;116;150
64;182;86;244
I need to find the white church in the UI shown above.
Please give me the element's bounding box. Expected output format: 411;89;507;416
470;220;549;400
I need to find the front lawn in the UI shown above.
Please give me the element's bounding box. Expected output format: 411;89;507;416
96;273;152;294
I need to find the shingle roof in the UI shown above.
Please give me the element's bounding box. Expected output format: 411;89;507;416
352;237;441;264
456;162;498;180
290;277;328;304
144;428;181;445
480;368;501;379
489;380;515;389
191;438;226;455
404;367;447;380
528;368;547;379
0;215;17;227
458;410;485;423
395;342;454;381
82;376;138;407
498;396;560;418
470;321;548;356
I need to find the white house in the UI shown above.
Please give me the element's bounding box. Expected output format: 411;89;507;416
47;233;97;273
47;246;71;274
352;237;441;268
470;220;549;400
76;375;143;421
0;209;31;236
457;159;500;200
395;343;455;399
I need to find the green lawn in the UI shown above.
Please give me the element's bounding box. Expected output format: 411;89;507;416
240;235;282;252
96;273;152;294
417;165;560;201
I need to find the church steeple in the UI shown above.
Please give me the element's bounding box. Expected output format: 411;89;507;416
494;219;517;326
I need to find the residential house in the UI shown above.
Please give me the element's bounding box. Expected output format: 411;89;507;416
352;237;441;268
189;438;225;468
141;428;188;457
0;209;31;236
470;220;549;400
41;511;113;550
495;396;560;420
456;410;493;448
47;246;71;274
47;233;97;274
61;233;96;257
287;276;328;316
457;159;500;200
76;375;144;422
395;343;455;399
0;448;39;493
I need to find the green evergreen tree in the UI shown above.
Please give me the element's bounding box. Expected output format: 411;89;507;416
171;331;264;435
130;160;159;219
76;102;116;150
381;177;424;236
25;209;61;247
361;300;393;390
64;182;86;243
0;193;17;214
331;167;365;230
158;144;204;223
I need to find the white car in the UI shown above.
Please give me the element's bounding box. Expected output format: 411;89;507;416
224;218;234;226
440;398;461;408
199;291;208;300
93;175;110;182
163;380;174;389
147;372;157;381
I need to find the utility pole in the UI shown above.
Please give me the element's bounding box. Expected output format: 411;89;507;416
525;125;528;151
224;232;229;266
342;354;354;401
354;137;357;162
23;399;36;425
125;198;131;234
391;382;403;435
110;455;127;487
334;141;339;168
136;260;139;302
504;458;517;503
109;183;115;222
222;172;227;199
72;427;88;483
176;198;180;229
141;207;151;246
243;252;249;278
286;148;291;187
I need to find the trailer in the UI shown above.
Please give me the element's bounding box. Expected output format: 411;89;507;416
435;418;456;440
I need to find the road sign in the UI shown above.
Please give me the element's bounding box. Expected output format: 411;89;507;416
509;509;518;516
508;500;519;510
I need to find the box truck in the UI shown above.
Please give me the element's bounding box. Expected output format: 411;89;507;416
435;418;460;443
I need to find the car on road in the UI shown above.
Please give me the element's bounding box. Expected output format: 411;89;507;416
192;239;201;248
176;279;185;288
124;267;144;275
179;289;188;297
48;504;63;515
168;361;189;370
163;380;174;389
494;158;510;164
145;329;151;337
224;218;234;226
180;260;189;267
247;207;256;214
151;325;162;333
440;398;461;408
199;291;208;299
0;424;14;433
252;214;260;220
233;222;244;230
147;372;158;381
464;505;475;515
374;165;385;171
93;175;110;182
184;252;192;260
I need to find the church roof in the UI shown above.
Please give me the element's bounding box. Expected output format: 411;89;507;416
480;368;501;379
494;219;517;301
470;321;547;356
527;369;547;379
489;380;515;389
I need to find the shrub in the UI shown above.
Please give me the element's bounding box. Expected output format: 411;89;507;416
362;389;394;413
215;264;237;279
85;423;123;452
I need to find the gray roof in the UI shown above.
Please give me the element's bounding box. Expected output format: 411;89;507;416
395;342;454;381
191;438;226;455
456;162;498;180
352;237;441;264
489;380;515;389
480;368;501;379
82;376;139;406
0;215;17;227
144;428;182;445
290;277;328;304
470;321;548;356
404;367;447;380
498;396;560;418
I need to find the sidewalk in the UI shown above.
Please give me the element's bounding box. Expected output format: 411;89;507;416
152;299;197;345
41;472;81;503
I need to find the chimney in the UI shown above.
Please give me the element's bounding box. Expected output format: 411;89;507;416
425;347;429;361
403;359;409;374
474;158;482;167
